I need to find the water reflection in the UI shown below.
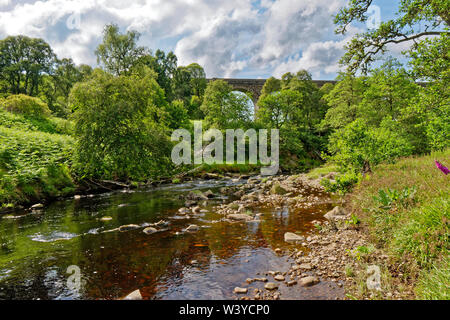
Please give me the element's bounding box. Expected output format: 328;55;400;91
0;179;341;300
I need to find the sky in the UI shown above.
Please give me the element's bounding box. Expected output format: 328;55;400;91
0;0;403;79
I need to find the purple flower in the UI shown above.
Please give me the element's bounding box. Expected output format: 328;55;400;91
435;160;449;175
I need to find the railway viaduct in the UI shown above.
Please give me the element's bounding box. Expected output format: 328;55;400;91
207;78;337;106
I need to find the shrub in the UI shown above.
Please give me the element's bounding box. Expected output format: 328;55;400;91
0;126;75;205
0;94;50;117
70;69;173;181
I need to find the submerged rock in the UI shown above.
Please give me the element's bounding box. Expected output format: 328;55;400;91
227;214;253;222
186;224;199;232
118;224;140;232
143;227;157;234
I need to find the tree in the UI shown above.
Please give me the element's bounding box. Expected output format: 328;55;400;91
257;76;281;104
136;50;178;101
321;73;367;130
335;0;449;73
173;63;207;118
40;59;93;117
359;59;419;126
257;90;302;130
201;80;252;129
327;118;413;173
69;69;172;180
0;35;55;96
95;24;147;76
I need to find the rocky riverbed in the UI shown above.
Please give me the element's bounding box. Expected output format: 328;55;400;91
2;171;402;300
164;173;377;300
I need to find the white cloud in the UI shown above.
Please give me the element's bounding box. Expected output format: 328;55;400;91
0;0;352;78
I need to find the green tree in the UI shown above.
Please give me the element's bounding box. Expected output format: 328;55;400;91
201;80;252;129
321;73;367;130
257;76;281;104
257;89;302;129
137;50;178;101
40;58;90;116
95;24;147;76
327;118;413;173
335;0;449;73
359;59;419;126
0;35;55;96
69;69;172;180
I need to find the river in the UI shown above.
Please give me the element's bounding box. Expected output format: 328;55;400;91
0;178;344;300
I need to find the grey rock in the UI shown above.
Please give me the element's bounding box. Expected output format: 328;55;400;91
227;214;253;222
284;232;304;243
299;276;320;287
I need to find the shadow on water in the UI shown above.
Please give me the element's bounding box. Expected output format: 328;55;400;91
0;179;343;300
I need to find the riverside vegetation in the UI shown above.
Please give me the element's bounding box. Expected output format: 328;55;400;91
0;0;448;300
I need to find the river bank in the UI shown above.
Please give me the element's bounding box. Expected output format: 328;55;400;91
1;151;447;300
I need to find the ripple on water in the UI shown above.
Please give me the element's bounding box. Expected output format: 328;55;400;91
29;231;78;242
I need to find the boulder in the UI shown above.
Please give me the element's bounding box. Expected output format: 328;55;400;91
284;232;304;243
154;220;169;227
123;289;142;300
324;206;347;220
299;276;320;287
203;190;215;198
264;282;278;290
234;287;248;294
274;274;285;281
227;214;253;222
186;191;208;200
298;263;313;271
186;224;199;232
270;182;287;195
143;227;157;234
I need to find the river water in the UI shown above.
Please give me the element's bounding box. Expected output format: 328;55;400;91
0;178;344;300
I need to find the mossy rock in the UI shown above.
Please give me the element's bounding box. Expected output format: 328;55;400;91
270;182;287;195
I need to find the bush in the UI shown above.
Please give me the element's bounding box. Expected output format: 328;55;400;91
0;126;75;206
321;171;362;194
0;94;50;117
70;69;173;181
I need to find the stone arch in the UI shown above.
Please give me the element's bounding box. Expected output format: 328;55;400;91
232;87;258;106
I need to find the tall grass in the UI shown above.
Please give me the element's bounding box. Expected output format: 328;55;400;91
351;149;450;299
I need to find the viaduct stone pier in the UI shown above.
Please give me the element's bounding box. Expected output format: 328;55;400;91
207;78;337;106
